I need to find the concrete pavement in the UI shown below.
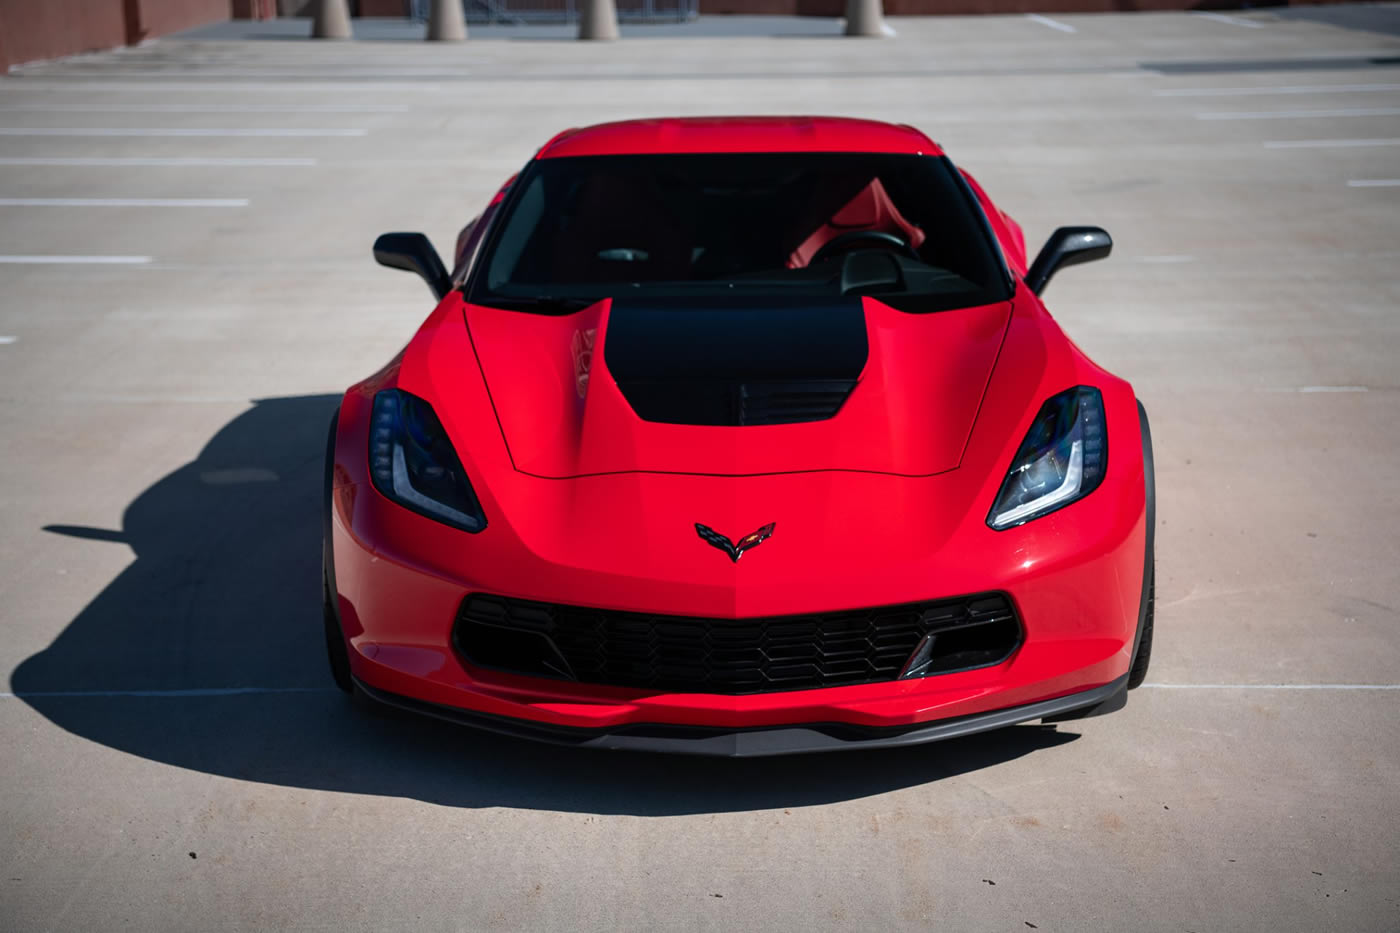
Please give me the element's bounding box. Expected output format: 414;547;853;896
2;8;1399;931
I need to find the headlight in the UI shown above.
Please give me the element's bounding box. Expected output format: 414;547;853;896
988;386;1106;530
369;389;486;533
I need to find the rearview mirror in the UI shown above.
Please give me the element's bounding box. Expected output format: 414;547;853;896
373;232;451;301
1026;226;1112;296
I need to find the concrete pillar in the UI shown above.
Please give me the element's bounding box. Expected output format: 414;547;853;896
427;0;467;40
578;0;620;41
312;0;352;39
844;0;888;37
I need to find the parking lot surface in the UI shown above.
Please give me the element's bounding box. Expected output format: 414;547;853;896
2;7;1399;931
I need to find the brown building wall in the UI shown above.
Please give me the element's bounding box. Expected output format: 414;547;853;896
0;0;234;72
0;0;128;70
133;0;237;40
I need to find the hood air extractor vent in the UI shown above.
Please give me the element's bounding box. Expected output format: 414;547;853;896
604;299;868;427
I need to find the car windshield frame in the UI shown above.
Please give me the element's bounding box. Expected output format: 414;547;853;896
463;151;1014;315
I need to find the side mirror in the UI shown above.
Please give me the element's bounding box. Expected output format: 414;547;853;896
373;232;451;301
1025;226;1112;296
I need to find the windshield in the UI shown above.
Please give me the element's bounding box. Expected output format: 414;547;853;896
468;153;1011;314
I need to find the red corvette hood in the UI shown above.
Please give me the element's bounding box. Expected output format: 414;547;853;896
464;296;1011;478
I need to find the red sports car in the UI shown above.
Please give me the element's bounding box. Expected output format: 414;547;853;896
323;116;1155;756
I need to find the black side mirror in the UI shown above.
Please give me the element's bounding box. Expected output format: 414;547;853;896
373;232;451;301
1025;226;1112;296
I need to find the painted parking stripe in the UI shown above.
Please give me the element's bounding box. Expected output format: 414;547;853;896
1347;179;1400;187
0;103;407;113
10;68;468;78
0;336;16;344
0;255;152;264
0;198;248;207
0;687;336;699
0;81;444;92
1026;13;1076;33
0;157;316;166
1265;138;1400;149
1193;11;1263;28
1197;107;1400;120
0;127;367;137
1158;83;1400;98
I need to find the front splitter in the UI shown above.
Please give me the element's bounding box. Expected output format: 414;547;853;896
352;674;1129;757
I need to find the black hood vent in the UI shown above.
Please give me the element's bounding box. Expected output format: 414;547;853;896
603;298;868;427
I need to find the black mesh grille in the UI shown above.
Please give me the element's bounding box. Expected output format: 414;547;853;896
454;593;1021;695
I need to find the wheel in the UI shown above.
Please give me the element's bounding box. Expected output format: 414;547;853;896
322;408;354;695
1127;562;1154;689
323;559;353;695
1126;398;1156;691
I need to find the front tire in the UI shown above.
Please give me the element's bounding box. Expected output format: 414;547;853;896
1127;563;1154;689
323;566;354;695
323;408;354;695
1126;399;1156;690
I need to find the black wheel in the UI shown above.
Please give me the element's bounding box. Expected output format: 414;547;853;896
322;408;354;695
1127;399;1156;690
323;561;353;695
1127;562;1154;688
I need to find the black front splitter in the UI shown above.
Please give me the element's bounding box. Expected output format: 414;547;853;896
352;674;1129;758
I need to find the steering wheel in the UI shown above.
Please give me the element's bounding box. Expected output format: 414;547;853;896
808;230;918;266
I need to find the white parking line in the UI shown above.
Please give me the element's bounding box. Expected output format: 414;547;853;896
1348;179;1400;188
1025;13;1076;33
0;82;443;92
0;255;152;264
0;103;407;113
0;336;16;344
0;157;316;166
1197;107;1400;120
0;127;367;137
1142;683;1400;690
1193;11;1263;28
1298;385;1369;392
1265;138;1400;149
0;687;336;699
0;198;248;207
11;69;467;78
1158;83;1400;98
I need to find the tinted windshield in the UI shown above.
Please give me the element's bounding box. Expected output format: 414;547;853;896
468;153;1011;314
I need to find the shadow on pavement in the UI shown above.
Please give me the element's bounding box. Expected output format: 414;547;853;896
12;394;1078;815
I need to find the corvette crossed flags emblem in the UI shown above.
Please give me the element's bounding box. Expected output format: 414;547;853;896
694;522;776;563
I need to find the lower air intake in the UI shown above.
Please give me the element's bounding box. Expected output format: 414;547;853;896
454;593;1021;695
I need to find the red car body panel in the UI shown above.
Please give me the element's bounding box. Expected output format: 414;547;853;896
329;116;1148;753
467;296;1010;478
536;116;943;159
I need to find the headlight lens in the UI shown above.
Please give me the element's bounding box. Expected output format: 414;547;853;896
988;386;1106;530
369;389;486;533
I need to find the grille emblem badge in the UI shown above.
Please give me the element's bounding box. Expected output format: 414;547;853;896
694;522;775;563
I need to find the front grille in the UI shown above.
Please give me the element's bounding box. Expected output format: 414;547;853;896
453;592;1021;695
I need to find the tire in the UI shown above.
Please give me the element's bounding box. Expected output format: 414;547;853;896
322;408;354;695
1127;564;1154;689
323;561;354;695
1126;399;1156;690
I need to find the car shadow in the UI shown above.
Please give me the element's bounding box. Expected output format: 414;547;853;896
11;394;1079;816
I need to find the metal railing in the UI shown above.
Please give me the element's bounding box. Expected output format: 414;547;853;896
409;0;699;25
